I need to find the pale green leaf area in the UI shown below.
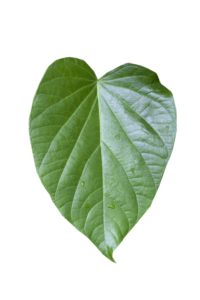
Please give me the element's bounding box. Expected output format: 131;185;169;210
29;57;176;261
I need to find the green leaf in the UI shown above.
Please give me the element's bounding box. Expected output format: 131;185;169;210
29;57;176;261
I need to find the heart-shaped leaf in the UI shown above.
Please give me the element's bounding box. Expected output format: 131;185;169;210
29;58;176;261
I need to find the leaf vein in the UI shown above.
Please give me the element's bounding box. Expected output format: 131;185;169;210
38;87;96;171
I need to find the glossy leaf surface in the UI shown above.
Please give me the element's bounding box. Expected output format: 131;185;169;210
29;58;176;261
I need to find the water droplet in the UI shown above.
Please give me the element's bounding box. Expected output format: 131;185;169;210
81;181;85;187
143;129;149;135
115;133;121;140
131;167;135;174
107;201;115;209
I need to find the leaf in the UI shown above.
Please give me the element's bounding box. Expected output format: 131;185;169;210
29;57;176;261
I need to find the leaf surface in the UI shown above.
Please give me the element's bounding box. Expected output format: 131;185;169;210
29;58;176;261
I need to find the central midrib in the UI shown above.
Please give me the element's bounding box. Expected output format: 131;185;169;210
96;80;106;246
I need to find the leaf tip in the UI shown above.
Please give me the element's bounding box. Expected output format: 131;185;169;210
105;252;116;263
100;245;116;263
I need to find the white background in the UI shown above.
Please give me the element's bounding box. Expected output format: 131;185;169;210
1;0;200;299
